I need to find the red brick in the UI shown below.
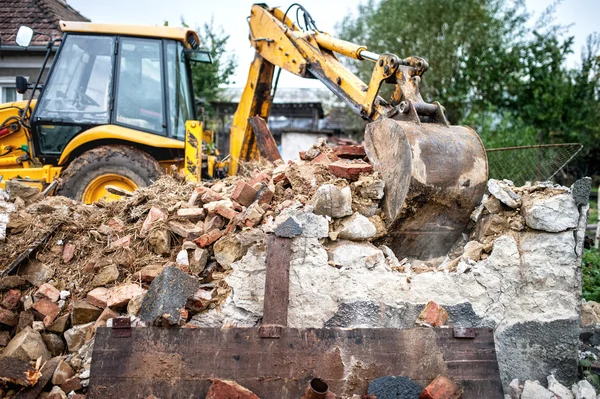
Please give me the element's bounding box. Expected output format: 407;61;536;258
194;230;223;248
206;379;259;399
416;301;448;327
107;283;146;309
273;171;288;184
420;375;462;399
177;207;205;222
248;172;271;186
94;307;119;329
86;287;110;309
231;181;258;207
215;204;239;221
1;289;21;310
34;283;60;303
299;151;308;160
333;144;366;158
328;160;373;181
110;234;131;249
257;188;274;206
0;307;18;326
199;186;223;203
137;264;166;283
140;207;167;236
312;152;340;165
62;243;75;263
32;298;60;326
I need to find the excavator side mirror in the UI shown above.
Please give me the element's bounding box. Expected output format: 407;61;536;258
16;26;34;47
184;49;212;64
15;76;29;94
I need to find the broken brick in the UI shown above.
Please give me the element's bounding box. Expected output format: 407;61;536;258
273;171;288;184
16;311;34;333
86;287;110;309
140;207;167;236
256;187;274;206
194;229;223;248
52;359;75;386
0;307;18;326
137;264;166;283
32;298;60;326
60;376;83;393
419;375;462;399
46;313;70;334
186;289;214;313
416;301;448;327
328;160;373;181
206;379;260;399
199;187;224;203
177;207;205;222
168;220;203;239
243;203;265;228
248;172;271;186
312;151;340;165
215;203;239;221
110;234;131;249
34;283;60;303
231;181;258;207
94;307;119;329
204;214;226;233
299;151;308;160
333;144;366;158
107;283;147;309
62;243;75;263
2;289;22;310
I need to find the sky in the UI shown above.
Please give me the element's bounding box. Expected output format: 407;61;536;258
68;0;600;89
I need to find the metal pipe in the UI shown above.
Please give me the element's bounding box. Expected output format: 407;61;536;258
302;378;336;399
358;50;380;62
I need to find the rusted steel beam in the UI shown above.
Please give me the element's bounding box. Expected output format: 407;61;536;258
248;116;283;163
259;235;292;338
89;327;503;399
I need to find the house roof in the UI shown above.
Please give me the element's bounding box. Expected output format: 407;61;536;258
0;0;89;46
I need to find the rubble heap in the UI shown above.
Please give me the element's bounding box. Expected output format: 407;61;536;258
0;138;592;397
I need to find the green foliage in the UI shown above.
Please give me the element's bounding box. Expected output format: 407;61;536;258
583;247;600;302
337;0;600;177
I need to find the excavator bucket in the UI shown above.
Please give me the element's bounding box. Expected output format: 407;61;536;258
365;117;488;260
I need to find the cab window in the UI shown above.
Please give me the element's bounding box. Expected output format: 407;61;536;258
115;38;165;134
166;41;194;140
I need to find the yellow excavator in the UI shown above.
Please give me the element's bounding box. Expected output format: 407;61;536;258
0;3;487;258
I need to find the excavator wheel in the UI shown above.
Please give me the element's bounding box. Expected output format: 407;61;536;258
364;118;488;260
57;145;163;204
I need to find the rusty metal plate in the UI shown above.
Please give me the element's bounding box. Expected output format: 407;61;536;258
89;327;502;399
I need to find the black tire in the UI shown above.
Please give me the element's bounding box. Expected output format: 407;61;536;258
57;145;163;202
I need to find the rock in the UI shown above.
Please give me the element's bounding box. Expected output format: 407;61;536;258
521;380;555;399
367;376;422;399
214;235;244;270
483;195;504;214
0;275;26;291
571;177;592;207
206;379;259;399
523;194;579;232
139;267;199;326
352;174;385;200
292;211;329;238
62;243;75;263
5;180;40;202
110;234;131;249
47;386;68;399
137;264;166;283
274;217;303;238
572;380;596;399
168;220;203;239
416;301;448;327
328;159;373;180
176;249;189;268
581;302;600;326
420;375;461;399
107;283;147;309
547;375;573;399
313;184;353;218
41;332;65;357
94;307;119;328
204;214;226;233
71;300;102;325
186;289;214;313
60;376;82;393
190;248;209;275
140;207;167;236
487;179;521;208
1;289;21;310
0;308;18;326
506;378;521;399
2;326;51;362
215;202;239;221
90;265;119;288
20;261;54;287
86;287;109;309
242;203;265;227
34;283;60;303
328;240;386;270
463;241;484;262
127;294;145;316
32;298;60;326
336;213;377;241
47;313;70;334
63;322;94;352
16;311;34;333
148;229;171;255
0;331;10;346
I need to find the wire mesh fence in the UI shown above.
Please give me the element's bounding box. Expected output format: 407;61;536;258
486;143;583;186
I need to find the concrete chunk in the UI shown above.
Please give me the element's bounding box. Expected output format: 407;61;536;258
139;266;199;326
336;212;377;241
2;326;51;362
521;380;555;399
523;193;579;232
313;184;353;218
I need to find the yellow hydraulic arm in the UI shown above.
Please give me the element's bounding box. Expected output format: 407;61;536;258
229;3;447;175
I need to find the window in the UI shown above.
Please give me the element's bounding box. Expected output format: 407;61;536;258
166;41;194;140
0;77;24;103
35;35;115;124
115;38;165;134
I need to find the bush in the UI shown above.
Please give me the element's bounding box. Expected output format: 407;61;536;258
583;247;600;302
